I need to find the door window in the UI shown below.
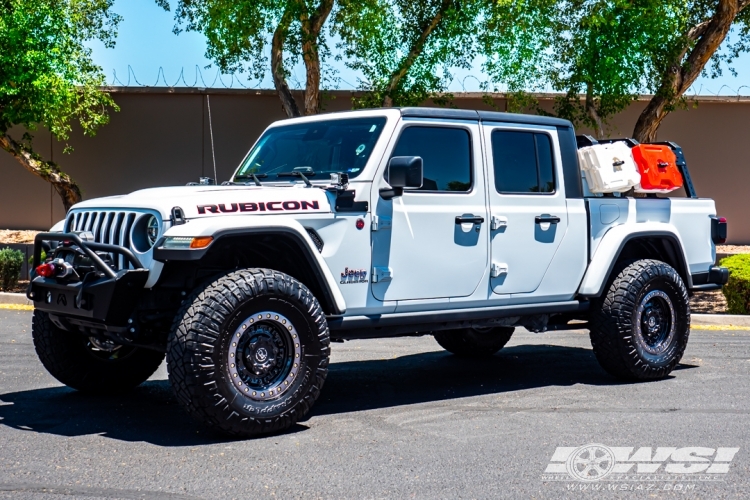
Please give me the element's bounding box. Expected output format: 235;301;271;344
492;130;555;194
391;126;472;192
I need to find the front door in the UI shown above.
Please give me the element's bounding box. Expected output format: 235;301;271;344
484;124;569;295
371;121;488;301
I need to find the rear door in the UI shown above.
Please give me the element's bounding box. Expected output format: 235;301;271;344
371;120;489;301
484;124;569;295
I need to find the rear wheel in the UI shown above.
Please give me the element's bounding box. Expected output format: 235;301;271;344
167;268;330;437
589;259;690;380
434;326;515;357
32;310;165;392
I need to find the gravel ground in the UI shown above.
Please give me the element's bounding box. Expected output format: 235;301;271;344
718;245;750;254
0;230;39;244
690;290;729;314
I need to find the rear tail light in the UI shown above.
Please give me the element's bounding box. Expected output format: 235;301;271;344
711;216;727;244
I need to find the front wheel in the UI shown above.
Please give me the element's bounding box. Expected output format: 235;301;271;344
433;326;515;357
589;259;690;380
32;310;165;393
167;269;330;437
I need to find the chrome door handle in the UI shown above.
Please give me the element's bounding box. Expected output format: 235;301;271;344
535;215;560;224
455;215;485;224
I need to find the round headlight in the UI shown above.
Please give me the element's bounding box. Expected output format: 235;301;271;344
146;215;159;246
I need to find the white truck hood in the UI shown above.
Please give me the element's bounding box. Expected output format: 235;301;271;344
71;185;335;219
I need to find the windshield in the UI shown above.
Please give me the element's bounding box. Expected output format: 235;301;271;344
235;117;388;181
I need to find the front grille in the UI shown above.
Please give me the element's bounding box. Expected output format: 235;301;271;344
65;210;140;269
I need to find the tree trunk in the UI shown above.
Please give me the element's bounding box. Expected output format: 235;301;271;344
299;0;334;115
585;82;604;139
633;0;743;142
382;0;453;107
0;133;82;211
272;8;302;118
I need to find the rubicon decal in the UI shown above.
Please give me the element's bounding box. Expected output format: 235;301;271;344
197;201;321;214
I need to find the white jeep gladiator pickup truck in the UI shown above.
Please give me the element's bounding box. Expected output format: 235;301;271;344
28;107;728;437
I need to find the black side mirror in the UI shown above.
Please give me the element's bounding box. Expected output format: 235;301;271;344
380;156;423;200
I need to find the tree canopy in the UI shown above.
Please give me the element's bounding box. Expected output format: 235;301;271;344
491;0;750;139
334;0;481;108
633;0;750;141
164;0;509;113
162;0;335;117
542;0;680;137
0;0;120;210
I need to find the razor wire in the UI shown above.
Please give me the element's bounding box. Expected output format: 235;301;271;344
110;65;268;89
109;65;750;98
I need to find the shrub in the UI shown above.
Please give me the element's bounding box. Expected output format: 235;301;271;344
0;248;24;291
28;250;46;267
720;254;750;314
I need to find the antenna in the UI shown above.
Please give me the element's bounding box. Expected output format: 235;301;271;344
206;94;218;183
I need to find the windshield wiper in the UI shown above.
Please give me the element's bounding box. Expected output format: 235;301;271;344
234;173;267;186
277;171;315;187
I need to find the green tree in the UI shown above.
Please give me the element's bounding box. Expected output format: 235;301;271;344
479;1;678;137
634;0;750;142
543;1;679;138
160;0;335;118
0;0;120;211
481;1;750;142
478;0;556;109
334;0;481;108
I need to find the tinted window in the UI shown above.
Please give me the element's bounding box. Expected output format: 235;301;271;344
234;117;387;181
492;130;555;194
391;126;471;192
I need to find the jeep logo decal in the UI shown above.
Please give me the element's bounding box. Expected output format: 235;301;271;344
197;201;320;214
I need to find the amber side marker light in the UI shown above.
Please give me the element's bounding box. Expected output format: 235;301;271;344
190;236;214;249
162;236;214;249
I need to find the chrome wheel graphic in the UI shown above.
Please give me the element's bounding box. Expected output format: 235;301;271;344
566;444;616;481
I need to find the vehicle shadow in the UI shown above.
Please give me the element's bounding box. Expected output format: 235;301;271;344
313;343;631;416
0;344;686;445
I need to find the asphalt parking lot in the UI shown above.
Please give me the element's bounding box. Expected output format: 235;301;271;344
1;310;749;499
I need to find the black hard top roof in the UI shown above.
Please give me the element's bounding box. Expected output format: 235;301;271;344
399;107;573;129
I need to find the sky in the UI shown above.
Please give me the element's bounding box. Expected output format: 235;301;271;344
88;0;750;96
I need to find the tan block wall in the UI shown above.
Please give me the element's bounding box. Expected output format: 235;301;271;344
1;89;748;243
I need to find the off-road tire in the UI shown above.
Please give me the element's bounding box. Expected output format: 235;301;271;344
32;310;165;392
167;268;330;437
434;327;515;357
589;259;690;380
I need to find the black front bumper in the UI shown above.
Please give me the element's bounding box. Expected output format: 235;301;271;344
28;233;149;328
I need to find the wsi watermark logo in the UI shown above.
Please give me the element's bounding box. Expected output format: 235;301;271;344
542;444;739;490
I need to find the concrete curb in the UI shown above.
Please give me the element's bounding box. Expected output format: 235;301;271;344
0;292;32;306
690;313;750;327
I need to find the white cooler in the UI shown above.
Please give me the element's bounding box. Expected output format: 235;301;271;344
578;142;641;193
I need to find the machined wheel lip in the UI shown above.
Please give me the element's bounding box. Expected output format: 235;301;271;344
227;311;302;402
634;289;676;356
